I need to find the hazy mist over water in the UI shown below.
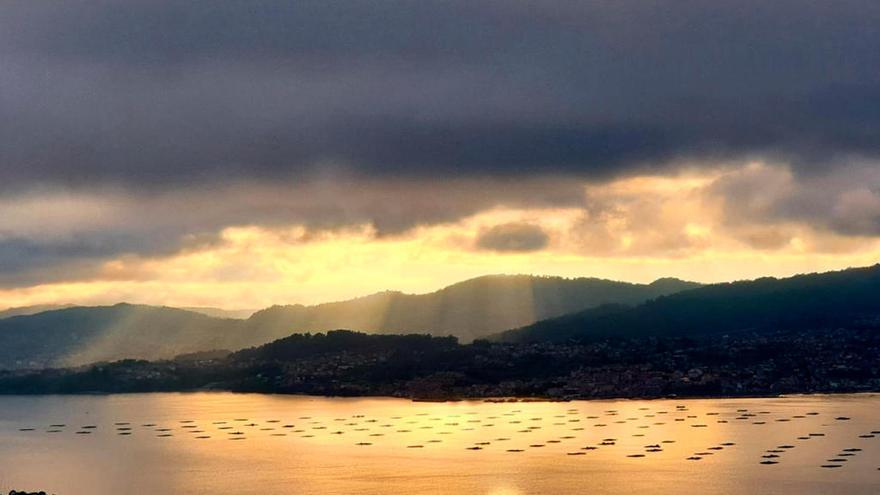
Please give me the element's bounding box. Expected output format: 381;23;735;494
1;393;879;494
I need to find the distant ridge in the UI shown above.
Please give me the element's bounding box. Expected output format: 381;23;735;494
0;275;698;369
244;275;701;343
497;264;880;343
180;307;256;319
0;304;240;369
0;304;74;319
0;304;253;321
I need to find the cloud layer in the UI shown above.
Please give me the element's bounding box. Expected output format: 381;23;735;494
2;1;880;297
2;0;880;189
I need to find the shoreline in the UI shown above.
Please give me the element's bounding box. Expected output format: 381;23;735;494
0;389;877;403
3;328;878;401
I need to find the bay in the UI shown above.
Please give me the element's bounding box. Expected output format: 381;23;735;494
1;393;878;494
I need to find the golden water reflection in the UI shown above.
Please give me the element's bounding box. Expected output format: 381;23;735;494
0;393;879;494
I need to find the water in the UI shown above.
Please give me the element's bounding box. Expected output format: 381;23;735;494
0;393;879;494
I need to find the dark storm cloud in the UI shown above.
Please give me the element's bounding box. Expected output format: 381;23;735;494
711;162;880;238
3;0;880;287
1;0;880;189
0;222;223;287
476;223;550;252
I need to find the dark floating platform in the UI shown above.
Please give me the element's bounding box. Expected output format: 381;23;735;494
13;405;880;481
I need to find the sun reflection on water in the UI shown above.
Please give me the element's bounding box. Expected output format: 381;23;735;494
0;393;879;495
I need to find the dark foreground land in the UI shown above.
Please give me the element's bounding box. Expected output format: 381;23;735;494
1;327;879;400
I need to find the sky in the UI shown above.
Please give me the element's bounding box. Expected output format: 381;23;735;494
2;0;880;310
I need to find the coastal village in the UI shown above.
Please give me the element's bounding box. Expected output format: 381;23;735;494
3;328;878;401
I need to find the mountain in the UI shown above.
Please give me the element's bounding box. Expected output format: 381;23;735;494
0;304;74;319
0;304;243;369
0;304;252;321
0;275;699;369
180;307;256;319
243;275;700;343
497;264;880;343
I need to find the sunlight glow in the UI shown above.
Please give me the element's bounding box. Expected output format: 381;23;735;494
2;165;880;310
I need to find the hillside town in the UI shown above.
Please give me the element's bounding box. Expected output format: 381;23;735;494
2;328;878;401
